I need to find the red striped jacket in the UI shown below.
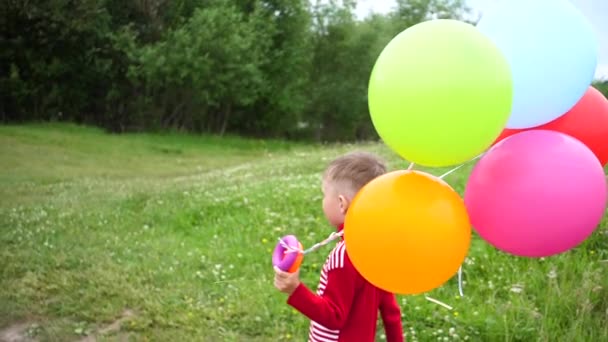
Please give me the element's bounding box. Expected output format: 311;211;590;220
287;228;404;342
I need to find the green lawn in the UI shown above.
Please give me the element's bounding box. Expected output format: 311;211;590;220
1;123;606;341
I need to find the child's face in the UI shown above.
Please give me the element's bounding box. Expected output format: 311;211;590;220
322;180;349;227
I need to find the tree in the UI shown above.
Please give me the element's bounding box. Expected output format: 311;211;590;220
233;0;313;138
594;80;608;98
126;1;266;134
1;0;113;122
1;0;468;141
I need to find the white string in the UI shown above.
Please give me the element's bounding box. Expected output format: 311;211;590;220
407;162;415;170
425;296;453;310
278;230;344;255
439;164;466;179
438;153;485;179
458;266;464;297
434;154;486;299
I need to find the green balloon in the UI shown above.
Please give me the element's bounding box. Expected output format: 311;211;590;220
368;19;513;167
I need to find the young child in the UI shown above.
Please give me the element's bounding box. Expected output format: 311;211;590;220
274;151;404;342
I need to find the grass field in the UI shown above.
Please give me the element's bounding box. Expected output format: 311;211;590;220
1;123;607;342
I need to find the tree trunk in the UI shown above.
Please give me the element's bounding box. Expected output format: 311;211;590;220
163;101;183;129
219;103;231;137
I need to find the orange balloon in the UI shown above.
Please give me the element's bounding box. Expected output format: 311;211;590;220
344;170;471;295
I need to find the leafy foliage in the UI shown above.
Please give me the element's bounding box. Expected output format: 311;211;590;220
1;0;471;140
594;80;608;97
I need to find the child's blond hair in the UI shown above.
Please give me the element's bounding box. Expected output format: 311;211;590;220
323;151;387;197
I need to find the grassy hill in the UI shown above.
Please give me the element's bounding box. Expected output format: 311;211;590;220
1;123;606;341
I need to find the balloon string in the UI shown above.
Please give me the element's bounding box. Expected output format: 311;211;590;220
458;266;464;297
437;154;479;297
438;153;485;179
425;296;453;310
279;231;466;301
407;162;415;170
278;230;344;255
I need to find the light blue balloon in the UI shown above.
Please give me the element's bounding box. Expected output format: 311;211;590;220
477;0;598;129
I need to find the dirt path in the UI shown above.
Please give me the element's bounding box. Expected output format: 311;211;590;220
77;310;134;342
0;322;36;342
0;310;134;342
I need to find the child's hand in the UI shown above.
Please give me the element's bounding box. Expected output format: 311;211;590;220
273;266;301;295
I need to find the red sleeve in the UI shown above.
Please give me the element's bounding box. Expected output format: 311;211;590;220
286;261;358;330
380;292;404;342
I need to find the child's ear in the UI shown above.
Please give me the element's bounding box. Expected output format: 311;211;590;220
338;195;350;214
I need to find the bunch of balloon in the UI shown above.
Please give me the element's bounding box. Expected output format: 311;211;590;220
344;18;514;295
465;0;607;258
342;0;607;296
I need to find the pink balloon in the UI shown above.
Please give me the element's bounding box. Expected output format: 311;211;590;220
464;130;607;257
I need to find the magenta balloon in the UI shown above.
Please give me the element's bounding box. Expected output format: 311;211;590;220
464;130;607;257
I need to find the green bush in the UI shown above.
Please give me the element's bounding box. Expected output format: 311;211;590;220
1;0;468;141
